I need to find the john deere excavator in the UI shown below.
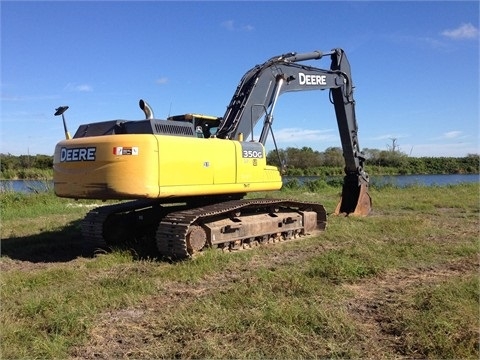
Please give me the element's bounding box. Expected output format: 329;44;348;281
53;48;371;259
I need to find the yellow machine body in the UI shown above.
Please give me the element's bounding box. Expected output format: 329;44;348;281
53;134;282;200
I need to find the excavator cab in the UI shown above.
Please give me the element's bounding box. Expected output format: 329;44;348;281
168;114;221;139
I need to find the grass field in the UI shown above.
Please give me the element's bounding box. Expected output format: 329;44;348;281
1;184;479;359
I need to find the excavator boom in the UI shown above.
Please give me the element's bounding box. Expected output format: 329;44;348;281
217;48;371;215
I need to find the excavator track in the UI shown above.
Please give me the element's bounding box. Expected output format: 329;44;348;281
156;199;327;260
80;199;161;250
81;198;327;259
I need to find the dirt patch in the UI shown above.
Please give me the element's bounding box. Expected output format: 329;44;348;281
70;246;320;359
343;256;479;357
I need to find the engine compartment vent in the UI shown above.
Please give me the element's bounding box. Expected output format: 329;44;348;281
73;119;195;138
153;122;195;136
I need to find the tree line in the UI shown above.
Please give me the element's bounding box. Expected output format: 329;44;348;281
266;147;479;176
1;149;479;179
1;154;53;179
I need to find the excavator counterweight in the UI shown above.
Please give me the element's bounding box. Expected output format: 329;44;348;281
53;47;372;259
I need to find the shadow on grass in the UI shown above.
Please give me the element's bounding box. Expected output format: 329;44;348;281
0;219;96;263
1;220;163;263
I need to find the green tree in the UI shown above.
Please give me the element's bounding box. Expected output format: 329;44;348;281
34;155;54;169
323;147;344;167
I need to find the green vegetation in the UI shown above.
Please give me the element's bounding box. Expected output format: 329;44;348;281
1;154;53;179
1;183;479;359
267;146;479;176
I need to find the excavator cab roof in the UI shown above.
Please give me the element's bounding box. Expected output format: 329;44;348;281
167;114;221;122
168;114;222;138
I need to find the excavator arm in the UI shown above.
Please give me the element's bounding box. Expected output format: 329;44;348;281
216;48;371;216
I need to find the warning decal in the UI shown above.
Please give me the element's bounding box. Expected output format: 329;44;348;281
113;147;139;156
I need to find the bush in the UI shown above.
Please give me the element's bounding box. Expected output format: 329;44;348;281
283;178;302;190
305;179;329;192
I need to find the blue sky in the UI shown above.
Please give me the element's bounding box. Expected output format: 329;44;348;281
1;1;479;157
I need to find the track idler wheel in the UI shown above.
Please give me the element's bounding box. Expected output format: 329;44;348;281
334;180;372;216
186;225;207;255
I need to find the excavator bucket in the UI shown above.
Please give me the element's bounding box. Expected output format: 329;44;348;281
334;177;372;216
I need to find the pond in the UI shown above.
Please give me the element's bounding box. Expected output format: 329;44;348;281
370;174;479;187
0;180;53;194
282;174;479;187
1;174;479;194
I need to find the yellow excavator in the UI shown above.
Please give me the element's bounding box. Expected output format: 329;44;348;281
53;48;371;259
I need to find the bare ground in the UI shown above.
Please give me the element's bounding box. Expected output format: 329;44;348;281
343;255;479;358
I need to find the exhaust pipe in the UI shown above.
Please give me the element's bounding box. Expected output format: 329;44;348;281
139;99;154;120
